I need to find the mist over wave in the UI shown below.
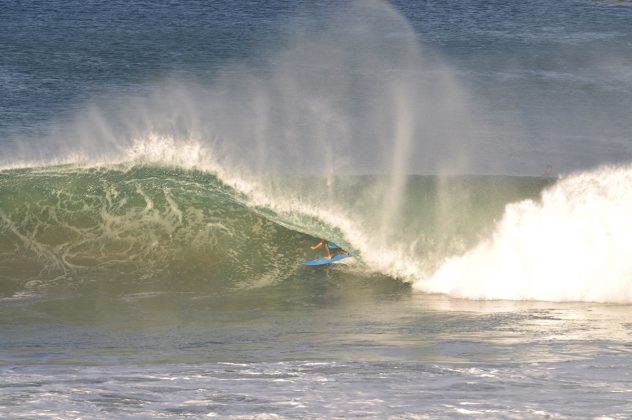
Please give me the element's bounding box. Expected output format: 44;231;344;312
0;0;478;295
5;0;474;177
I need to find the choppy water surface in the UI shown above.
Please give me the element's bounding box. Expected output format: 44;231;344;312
2;287;631;417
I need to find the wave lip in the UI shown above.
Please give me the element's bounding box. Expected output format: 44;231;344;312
419;165;632;303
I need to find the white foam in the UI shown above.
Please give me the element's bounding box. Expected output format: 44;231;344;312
417;165;632;303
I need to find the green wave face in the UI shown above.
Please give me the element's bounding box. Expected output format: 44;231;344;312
0;164;552;298
0;165;316;296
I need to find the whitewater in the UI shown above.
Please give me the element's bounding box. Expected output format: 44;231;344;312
1;0;632;418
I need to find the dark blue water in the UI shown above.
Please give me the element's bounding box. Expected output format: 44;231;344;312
0;1;294;139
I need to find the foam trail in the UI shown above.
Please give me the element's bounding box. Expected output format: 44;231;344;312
418;165;632;303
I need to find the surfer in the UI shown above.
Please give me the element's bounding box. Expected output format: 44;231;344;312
310;239;348;259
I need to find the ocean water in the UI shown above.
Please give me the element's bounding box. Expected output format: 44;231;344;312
2;0;632;418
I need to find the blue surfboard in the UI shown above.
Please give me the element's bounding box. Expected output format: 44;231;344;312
303;253;352;266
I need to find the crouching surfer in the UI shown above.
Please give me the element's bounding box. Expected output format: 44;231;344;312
310;239;348;259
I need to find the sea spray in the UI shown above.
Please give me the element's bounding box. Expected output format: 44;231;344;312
3;1;478;275
420;165;632;303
